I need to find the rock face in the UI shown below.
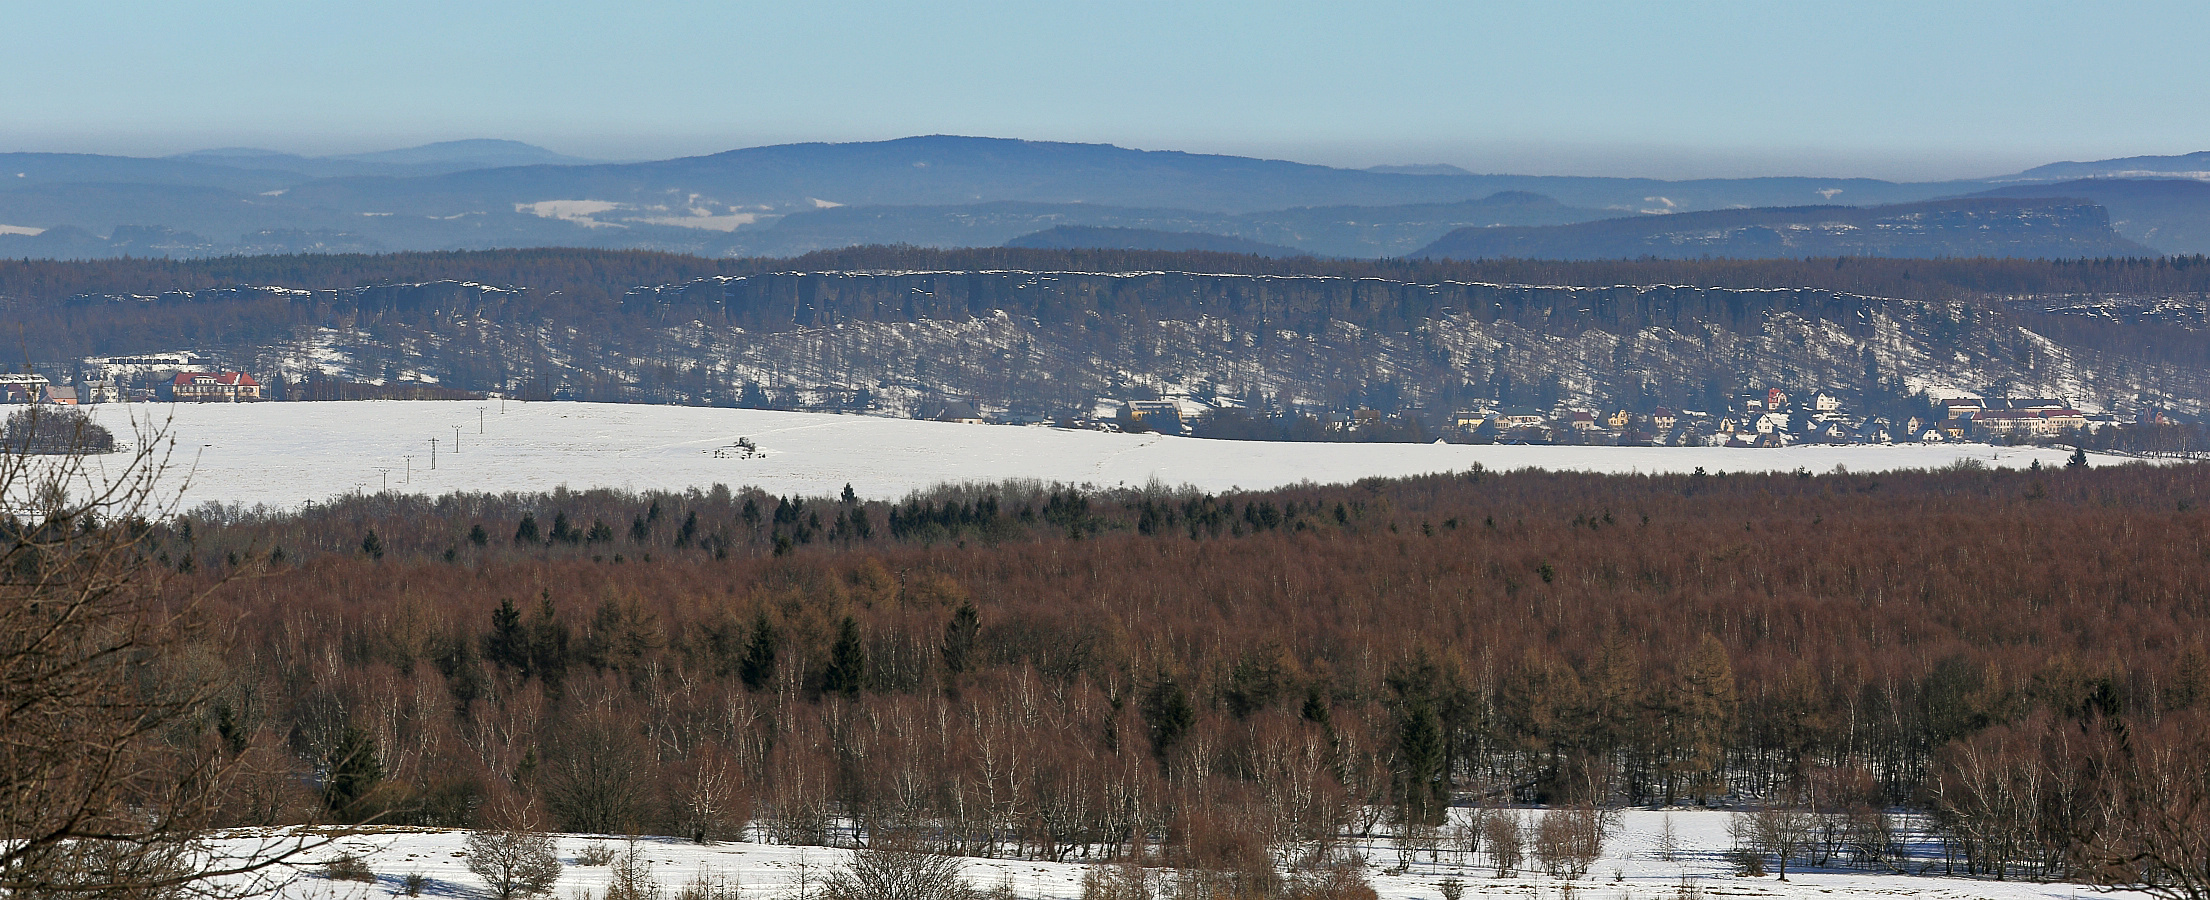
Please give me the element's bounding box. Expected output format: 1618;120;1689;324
1414;198;2151;261
57;271;2209;423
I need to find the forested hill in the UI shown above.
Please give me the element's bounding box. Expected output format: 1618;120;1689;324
14;249;2210;424
12;247;2210;304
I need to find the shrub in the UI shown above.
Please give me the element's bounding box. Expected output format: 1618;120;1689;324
321;852;375;882
674;867;742;900
1079;863;1155;900
576;842;618;866
465;828;564;899
1284;848;1377;900
822;846;976;900
403;872;429;896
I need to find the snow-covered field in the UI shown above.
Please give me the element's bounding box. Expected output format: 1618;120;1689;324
78;401;2132;509
211;811;2136;900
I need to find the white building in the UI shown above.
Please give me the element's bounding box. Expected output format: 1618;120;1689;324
82;352;200;385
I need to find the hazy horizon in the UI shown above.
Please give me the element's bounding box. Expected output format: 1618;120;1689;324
9;1;2210;183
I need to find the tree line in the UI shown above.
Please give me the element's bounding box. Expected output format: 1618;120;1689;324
11;246;2210;306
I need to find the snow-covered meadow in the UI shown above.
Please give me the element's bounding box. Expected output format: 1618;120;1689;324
79;401;2131;509
217;810;2138;900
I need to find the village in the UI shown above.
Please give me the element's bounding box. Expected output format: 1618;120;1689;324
946;385;2134;448
20;352;2152;451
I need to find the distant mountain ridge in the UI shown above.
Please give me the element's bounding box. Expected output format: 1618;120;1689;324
1413;197;2151;261
4;136;2210;259
2001;150;2210;183
1004;226;1307;256
169;139;599;179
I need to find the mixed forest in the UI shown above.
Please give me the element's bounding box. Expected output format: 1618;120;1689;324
66;457;2210;896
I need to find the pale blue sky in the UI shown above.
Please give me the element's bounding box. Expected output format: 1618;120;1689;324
7;0;2209;180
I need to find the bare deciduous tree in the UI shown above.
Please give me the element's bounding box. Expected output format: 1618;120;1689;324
604;839;662;900
1531;805;1609;880
0;417;309;897
1731;806;1817;881
1482;812;1522;878
2072;720;2210;900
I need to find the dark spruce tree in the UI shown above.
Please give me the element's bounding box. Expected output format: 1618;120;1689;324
1143;673;1196;767
941;602;981;676
739;613;778;691
823;616;868;698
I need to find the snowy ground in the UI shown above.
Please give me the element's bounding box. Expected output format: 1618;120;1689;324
77;401;2134;509
207;810;2138;900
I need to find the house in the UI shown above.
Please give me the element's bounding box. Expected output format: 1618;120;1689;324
1754;412;1791;434
39;385;77;405
1564;411;1598;431
933;400;986;424
1651;407;1677;431
1813;392;1841;413
1124;400;1184;431
1766;388;1790;410
165;371;262;402
1452;409;1494;431
1941;398;1986;420
0;373;51;403
1605;409;1632;429
1495;408;1547;428
76;380;120;404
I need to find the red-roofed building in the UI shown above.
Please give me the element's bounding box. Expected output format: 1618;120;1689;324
165;371;262;402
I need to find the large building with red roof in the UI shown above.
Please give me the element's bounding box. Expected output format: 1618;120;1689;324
165;372;262;402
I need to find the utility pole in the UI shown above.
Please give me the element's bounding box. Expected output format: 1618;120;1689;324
478;406;485;433
404;455;414;484
429;437;438;470
375;468;391;493
453;425;461;454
